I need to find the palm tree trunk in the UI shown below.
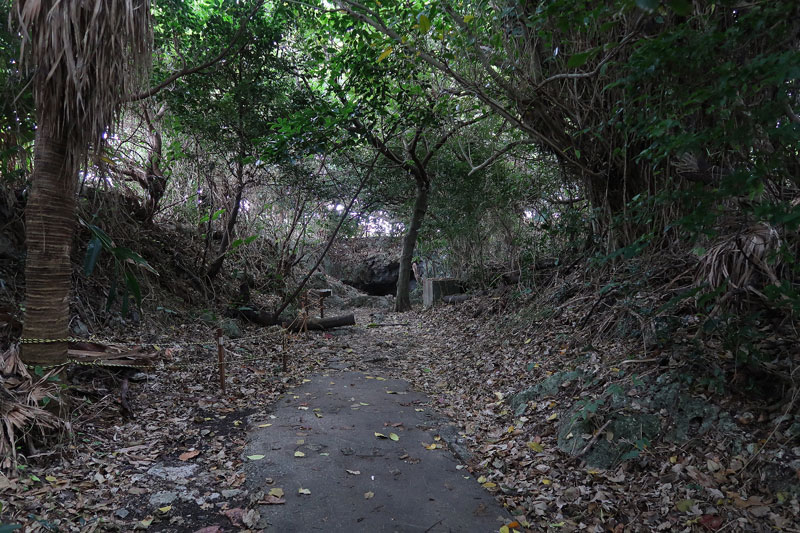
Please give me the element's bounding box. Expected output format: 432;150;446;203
395;177;429;312
20;118;77;366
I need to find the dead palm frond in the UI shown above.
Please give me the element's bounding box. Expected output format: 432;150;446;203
0;345;70;471
696;223;783;308
15;0;152;165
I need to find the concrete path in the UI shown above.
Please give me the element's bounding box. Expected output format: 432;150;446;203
245;372;509;532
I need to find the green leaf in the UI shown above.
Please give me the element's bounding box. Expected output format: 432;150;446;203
567;52;591;68
112;247;157;274
106;269;118;312
121;281;130;317
83;235;103;277
666;0;691;16
125;271;142;308
377;46;393;63
418;14;431;33
620;449;641;461
86;223;114;250
635;0;660;12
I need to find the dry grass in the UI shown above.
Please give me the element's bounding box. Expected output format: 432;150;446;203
0;345;70;472
14;0;152;167
696;223;783;309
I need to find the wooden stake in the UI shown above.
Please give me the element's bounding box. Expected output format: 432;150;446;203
216;328;226;394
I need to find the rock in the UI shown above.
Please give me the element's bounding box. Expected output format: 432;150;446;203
557;410;661;469
115;509;130;519
347;295;393;309
340;256;400;296
71;319;90;339
554;372;742;469
322;237;411;296
509;371;584;414
438;425;473;464
199;309;217;325
220;318;243;339
147;464;198;482
149;491;179;506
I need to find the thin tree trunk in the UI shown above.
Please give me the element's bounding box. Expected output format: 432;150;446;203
20;119;77;366
206;161;245;281
395;177;429;312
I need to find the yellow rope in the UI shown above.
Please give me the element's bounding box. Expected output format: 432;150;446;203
19;337;78;344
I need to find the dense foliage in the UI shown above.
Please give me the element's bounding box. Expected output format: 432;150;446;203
2;0;798;347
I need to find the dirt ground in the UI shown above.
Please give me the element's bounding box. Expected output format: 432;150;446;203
1;301;798;532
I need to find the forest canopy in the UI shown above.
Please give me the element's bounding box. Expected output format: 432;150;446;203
1;0;798;365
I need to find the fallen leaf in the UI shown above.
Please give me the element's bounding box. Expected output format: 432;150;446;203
260;495;285;505
298;488;311;495
223;508;245;526
257;423;272;428
675;499;695;512
268;488;284;498
247;454;265;461
389;433;399;441
294;451;306;457
179;450;200;461
527;441;544;452
699;515;723;530
374;432;387;439
346;470;361;475
158;505;172;513
364;491;374;499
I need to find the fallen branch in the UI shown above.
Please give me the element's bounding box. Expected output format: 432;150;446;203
281;313;355;332
442;294;471;304
569;419;612;464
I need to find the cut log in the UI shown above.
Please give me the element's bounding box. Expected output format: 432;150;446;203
281;313;355;332
442;294;470;304
230;306;274;326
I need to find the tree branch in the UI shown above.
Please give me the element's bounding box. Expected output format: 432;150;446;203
124;1;264;102
333;0;601;178
271;153;377;321
467;139;534;176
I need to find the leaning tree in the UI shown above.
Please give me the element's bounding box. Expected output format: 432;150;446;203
16;0;151;366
